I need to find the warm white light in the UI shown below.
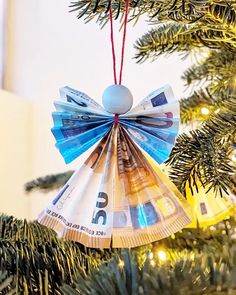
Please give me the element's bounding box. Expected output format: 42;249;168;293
190;253;195;260
214;108;220;114
118;260;124;268
199;49;210;59
231;151;236;163
201;107;210;115
150;260;156;267
202;51;209;58
157;250;167;261
149;252;154;260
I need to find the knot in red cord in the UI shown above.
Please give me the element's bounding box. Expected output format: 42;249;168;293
114;114;119;126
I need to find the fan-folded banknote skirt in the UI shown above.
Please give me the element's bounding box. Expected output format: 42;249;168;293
38;124;192;248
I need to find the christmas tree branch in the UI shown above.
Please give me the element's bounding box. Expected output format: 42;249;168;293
0;271;16;295
134;23;236;63
0;214;113;294
180;89;219;124
134;24;203;63
179;88;234;124
181;48;236;87
69;0;205;22
69;0;236;26
167;97;236;197
62;243;236;295
25;171;74;192
0;214;236;294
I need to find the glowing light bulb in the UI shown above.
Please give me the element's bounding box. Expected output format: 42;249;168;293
150;260;156;267
190;253;195;260
202;51;209;58
149;252;154;260
118;260;124;268
231;151;236;163
201;107;210;115
157;250;167;261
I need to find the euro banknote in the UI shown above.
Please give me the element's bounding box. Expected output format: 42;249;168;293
37;84;193;248
51;85;179;165
55;120;113;164
125;85;178;115
60;86;106;112
38;125;192;248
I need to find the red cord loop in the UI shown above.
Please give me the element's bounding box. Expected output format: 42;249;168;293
109;0;129;85
109;1;129;124
119;0;129;85
109;8;117;85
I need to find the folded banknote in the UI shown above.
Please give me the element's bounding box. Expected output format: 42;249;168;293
185;175;236;228
38;85;193;248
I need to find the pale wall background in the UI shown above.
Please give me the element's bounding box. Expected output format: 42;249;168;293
1;0;193;219
0;90;31;218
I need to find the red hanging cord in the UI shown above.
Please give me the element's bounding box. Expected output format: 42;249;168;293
109;8;117;84
119;0;129;85
109;0;129;85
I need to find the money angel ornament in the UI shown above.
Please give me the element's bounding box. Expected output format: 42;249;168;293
38;84;192;248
